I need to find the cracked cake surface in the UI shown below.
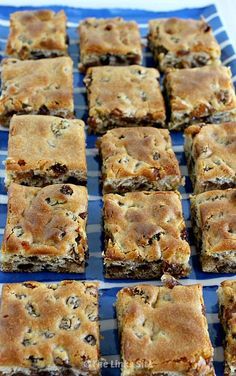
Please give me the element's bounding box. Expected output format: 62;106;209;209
165;65;236;130
6;115;87;187
190;188;236;272
0;57;74;126
6;10;68;60
1;183;88;273
0;280;100;375
148;18;220;72
84;65;166;133
218;280;236;376
184;122;236;193
78;17;142;71
116;283;215;375
97;127;183;193
103;191;190;279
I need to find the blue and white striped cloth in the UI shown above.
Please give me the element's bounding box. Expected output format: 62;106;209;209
0;4;236;375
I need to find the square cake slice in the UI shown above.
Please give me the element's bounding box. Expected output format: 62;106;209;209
1;183;88;273
0;280;100;375
218;280;236;376
116;283;215;375
190;189;236;272
84;65;166;133
6;10;68;59
78;17;142;72
6;115;87;187
97;127;183;193
184;122;236;193
148;18;220;72
0;57;74;126
165;65;236;130
103;191;191;279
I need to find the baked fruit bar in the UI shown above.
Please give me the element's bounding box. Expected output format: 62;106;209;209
148;18;220;72
97;127;183;193
190;188;236;272
116;282;215;375
218;280;236;376
165;65;236;130
103;191;191;279
1;183;88;273
84;65;166;133
6;10;68;59
6;115;87;187
0;57;74;126
0;280;100;375
78;17;142;72
184;122;236;193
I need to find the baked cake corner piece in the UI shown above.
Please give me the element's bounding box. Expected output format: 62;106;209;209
97;126;183;193
0;56;74;127
6;9;68;59
190;188;236;273
0;280;100;375
184;122;236;193
148;17;220;72
78;17;142;72
84;65;166;133
6;115;87;187
103;190;191;279
116;283;215;375
1;183;88;273
218;279;236;376
165;65;236;130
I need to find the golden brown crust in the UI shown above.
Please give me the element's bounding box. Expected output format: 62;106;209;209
79;17;142;71
218;280;236;375
191;189;236;272
103;191;190;279
1;183;88;273
97;127;183;193
84;65;166;133
6;115;87;187
0;280;100;374
116;284;215;375
0;57;74;127
6;10;68;59
148;18;220;72
184;122;236;193
165;65;236;130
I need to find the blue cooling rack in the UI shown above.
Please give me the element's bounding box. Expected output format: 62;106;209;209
0;4;236;375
